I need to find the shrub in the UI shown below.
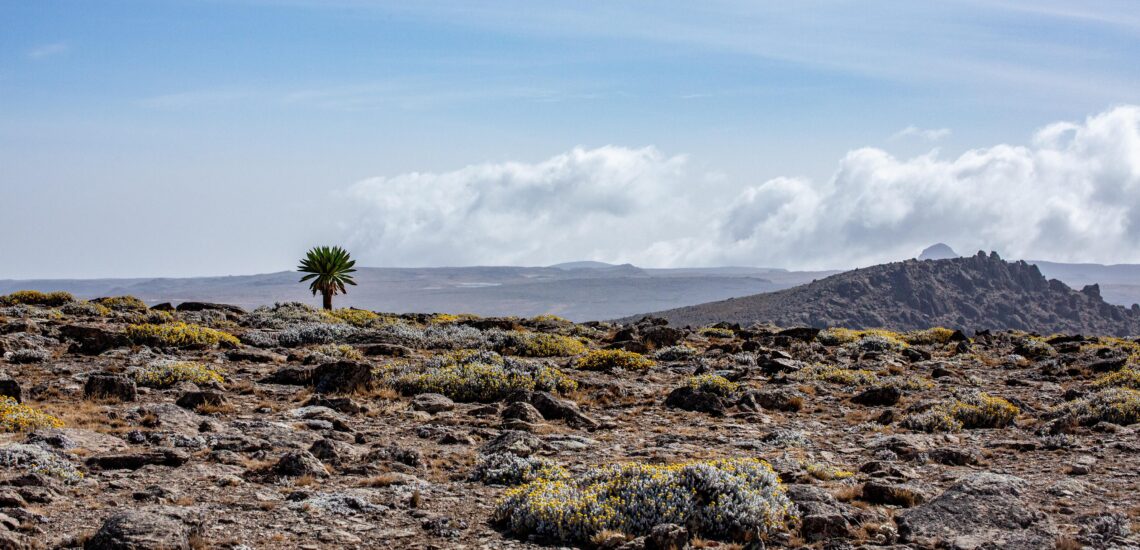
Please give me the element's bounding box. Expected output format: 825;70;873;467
901;408;963;433
92;295;147;311
429;313;461;324
653;345;698;362
882;375;935;391
133;361;224;388
385;350;576;402
902;392;1018;432
423;324;493;350
126;322;239;348
1014;337;1057;359
498;332;587;357
0;443;83;483
328;308;398;328
793;364;877;386
0;398;64;432
495;458;793;543
470;452;569;486
276;323;358;347
245;302;335;329
1093;369;1140;390
0;290;74;307
8;348;49;364
698;326;735;339
687;374;740;396
1054;388;1140;426
307;344;363;362
805;463;854;481
818;328;907;350
60;300;111;317
903;327;956;345
530;314;571;325
950;392;1019;429
576;349;655;371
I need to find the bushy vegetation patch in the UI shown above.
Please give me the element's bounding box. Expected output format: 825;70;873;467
494;458;793;544
0;290;74;307
793;364;878;386
0;444;83;483
328;308;399;328
306;344;364;362
0;398;64;432
92;295;148;311
497;332;587;358
133;360;225;388
653;344;698;362
1093;368;1140;390
470;452;569;486
60;300;111;317
1054;388;1140;426
818;328;908;350
383;350;576;402
276;323;359;347
902;392;1018;432
902;327;956;345
687;374;740;396
126;322;239;348
575;349;655;371
698;326;735;338
245;302;335;329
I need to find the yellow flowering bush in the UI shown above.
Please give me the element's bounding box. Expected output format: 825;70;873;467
0;290;74;307
500;332;588;358
1093;368;1140;390
133;361;225;388
793;364;877;386
805;463;854;481
687;374;740;396
818;328;908;350
93;295;148;311
385;350;576;402
903;327;957;345
698;326;735;338
495;458;794;543
576;349;655;371
126;322;240;348
1054;388;1140;426
903;392;1018;432
0;397;64;432
327;308;399;328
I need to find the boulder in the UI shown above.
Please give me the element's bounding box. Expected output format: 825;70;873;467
664;386;729;416
174;301;245;315
274;450;329;478
85;509;192;550
501;402;544;424
59;324;130;355
84;374;138;402
411;393;456;414
527;391;599;429
225;348;284;364
897;472;1057;549
175;390;227;411
86;448;190;470
0;379;20;403
851;385;902;407
738;388;805;412
312;361;373;394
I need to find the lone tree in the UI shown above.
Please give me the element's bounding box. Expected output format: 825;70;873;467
298;246;357;310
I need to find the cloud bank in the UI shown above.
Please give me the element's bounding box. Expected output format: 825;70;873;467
343;105;1140;268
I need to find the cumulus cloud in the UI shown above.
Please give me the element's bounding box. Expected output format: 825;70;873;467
341;105;1140;268
342;146;710;266
720;105;1140;268
890;125;951;141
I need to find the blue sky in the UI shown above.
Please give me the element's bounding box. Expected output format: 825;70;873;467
3;1;1140;277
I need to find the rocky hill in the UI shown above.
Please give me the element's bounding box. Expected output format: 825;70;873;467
628;252;1140;336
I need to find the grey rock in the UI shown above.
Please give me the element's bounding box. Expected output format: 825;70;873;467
85;510;191;550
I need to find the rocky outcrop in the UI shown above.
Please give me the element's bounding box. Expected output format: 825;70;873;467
634;252;1140;335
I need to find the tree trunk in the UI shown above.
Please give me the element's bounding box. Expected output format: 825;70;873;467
322;290;333;310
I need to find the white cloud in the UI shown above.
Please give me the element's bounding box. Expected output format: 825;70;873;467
341;105;1140;269
890;125;951;141
27;42;68;60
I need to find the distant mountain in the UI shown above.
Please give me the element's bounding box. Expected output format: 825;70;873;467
549;261;617;269
624;252;1140;336
0;265;832;322
918;243;959;261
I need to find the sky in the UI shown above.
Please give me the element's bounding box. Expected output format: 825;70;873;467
2;1;1140;278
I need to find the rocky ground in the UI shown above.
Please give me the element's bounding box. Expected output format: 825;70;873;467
0;292;1137;549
